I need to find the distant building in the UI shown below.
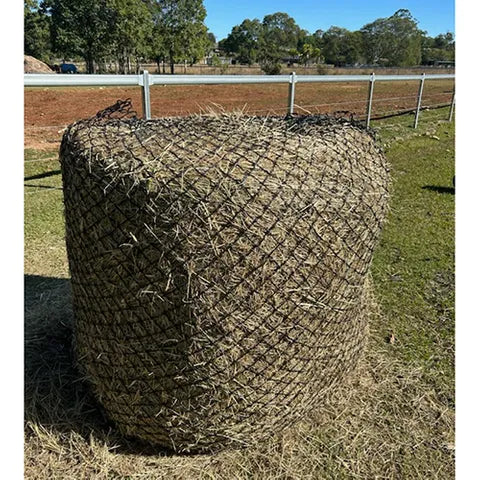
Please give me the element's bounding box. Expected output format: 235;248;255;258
282;56;300;66
204;43;232;65
433;60;455;67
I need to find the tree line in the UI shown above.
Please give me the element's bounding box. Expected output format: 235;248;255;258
220;10;454;73
25;2;454;74
25;0;214;73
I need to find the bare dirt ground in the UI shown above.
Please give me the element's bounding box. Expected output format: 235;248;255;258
24;79;454;151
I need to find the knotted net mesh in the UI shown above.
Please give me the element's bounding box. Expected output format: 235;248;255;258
60;100;390;453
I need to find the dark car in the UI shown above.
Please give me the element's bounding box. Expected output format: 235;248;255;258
60;63;77;74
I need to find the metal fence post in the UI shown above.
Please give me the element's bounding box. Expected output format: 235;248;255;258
413;72;426;129
366;72;375;127
287;72;296;115
141;70;151;120
448;91;456;122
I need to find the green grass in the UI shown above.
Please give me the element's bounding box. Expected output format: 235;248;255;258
24;108;455;479
24;153;67;277
371;108;455;377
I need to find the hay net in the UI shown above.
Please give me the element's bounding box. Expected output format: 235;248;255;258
60;100;390;453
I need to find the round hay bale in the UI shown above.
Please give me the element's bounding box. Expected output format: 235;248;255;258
24;55;53;74
60;103;390;453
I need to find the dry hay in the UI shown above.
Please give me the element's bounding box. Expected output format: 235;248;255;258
59;101;390;453
24;55;53;74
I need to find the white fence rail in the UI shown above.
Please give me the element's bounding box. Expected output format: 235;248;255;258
24;71;455;127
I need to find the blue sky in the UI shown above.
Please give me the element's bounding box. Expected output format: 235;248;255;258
204;0;455;41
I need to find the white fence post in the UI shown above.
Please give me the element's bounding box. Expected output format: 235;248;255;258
413;72;426;129
366;72;375;127
448;92;456;122
287;72;296;115
141;70;151;120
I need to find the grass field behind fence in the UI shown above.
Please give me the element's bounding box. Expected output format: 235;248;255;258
24;108;455;479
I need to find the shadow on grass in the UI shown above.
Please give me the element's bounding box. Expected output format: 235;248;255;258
24;170;61;181
24;184;63;190
421;185;455;195
24;274;170;456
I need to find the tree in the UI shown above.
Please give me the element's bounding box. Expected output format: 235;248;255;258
258;12;302;72
207;31;216;48
312;29;324;48
146;1;168;73
221;13;303;72
148;0;210;74
361;9;422;66
321;27;363;66
43;0;116;73
421;32;455;64
24;0;52;63
299;43;322;67
297;33;324;66
219;19;263;65
107;0;152;73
